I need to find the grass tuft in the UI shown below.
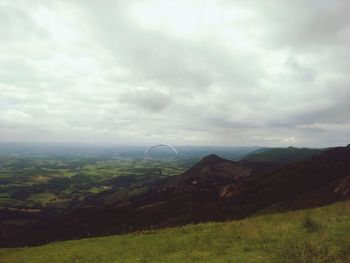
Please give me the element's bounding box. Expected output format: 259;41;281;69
275;237;349;263
302;215;322;233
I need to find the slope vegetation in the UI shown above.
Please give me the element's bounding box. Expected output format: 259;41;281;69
1;200;349;263
241;146;324;164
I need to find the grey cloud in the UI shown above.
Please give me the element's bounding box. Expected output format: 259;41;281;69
119;88;173;113
0;0;349;146
79;1;264;92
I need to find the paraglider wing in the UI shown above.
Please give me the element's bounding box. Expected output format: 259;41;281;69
144;144;178;156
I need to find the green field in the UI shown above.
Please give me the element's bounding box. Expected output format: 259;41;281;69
1;200;349;263
27;192;57;206
0;156;186;210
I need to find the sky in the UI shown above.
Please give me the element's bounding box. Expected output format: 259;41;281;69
0;0;349;147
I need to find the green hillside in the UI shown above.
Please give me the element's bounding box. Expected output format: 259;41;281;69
241;147;324;164
1;201;349;263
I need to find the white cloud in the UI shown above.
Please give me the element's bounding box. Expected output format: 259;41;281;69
0;0;349;147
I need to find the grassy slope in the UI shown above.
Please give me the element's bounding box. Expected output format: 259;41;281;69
1;201;349;263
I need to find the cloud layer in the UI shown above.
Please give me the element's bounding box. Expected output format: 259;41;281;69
1;0;349;147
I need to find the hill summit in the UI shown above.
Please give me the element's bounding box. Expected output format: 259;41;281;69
183;154;251;182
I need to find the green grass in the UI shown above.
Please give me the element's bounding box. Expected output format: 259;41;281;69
1;201;349;263
27;193;57;206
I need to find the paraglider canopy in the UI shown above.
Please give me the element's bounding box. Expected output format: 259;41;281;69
144;144;178;158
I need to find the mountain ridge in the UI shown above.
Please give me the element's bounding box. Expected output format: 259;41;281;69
241;146;324;164
1;145;350;247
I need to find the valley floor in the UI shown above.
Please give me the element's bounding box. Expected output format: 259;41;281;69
0;200;349;263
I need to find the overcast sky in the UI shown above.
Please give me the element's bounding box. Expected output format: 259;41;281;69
0;0;349;147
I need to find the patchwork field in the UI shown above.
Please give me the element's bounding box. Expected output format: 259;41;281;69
0;156;186;210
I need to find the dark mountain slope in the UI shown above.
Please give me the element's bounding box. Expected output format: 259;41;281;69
241;146;324;164
1;146;350;247
221;145;350;214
